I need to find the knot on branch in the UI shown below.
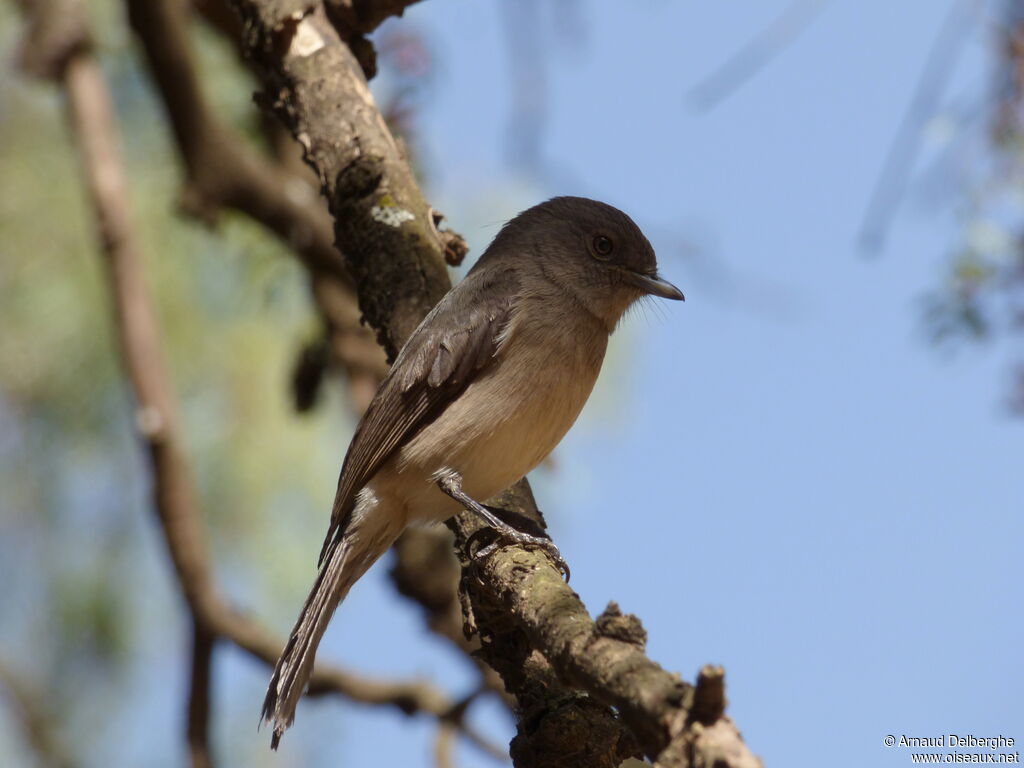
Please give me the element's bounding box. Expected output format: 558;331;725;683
339;30;377;78
290;334;330;412
324;0;416;33
336;155;384;200
135;406;168;442
690;665;726;725
595;602;647;648
178;181;222;227
677;718;763;768
18;0;90;80
510;693;642;768
430;208;469;266
235;0;316;57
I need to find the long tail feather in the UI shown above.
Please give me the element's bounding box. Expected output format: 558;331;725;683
261;502;401;748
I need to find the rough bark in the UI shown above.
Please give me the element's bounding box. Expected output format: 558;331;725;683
231;0;461;355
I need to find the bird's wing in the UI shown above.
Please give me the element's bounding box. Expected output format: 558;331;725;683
317;267;517;565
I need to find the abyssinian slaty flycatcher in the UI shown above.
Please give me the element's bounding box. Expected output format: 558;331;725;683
262;196;684;746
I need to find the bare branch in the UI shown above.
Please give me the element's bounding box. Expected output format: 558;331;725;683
434;722;456;768
16;0;495;753
326;0;425;36
125;0;342;277
689;0;828;111
187;625;216;768
858;0;976;252
0;658;74;768
125;0;389;411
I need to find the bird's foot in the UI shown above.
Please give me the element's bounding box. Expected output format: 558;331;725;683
435;469;570;581
470;525;570;582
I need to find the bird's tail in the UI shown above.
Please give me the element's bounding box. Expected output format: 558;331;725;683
261;501;402;748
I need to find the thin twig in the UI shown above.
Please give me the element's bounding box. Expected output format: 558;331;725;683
434;722;457;768
437;688;509;763
0;659;74;768
689;0;828;110
187;624;216;768
858;0;977;252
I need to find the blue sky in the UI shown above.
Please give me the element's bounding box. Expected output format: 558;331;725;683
274;1;1022;766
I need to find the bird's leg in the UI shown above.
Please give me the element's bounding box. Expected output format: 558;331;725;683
435;469;570;581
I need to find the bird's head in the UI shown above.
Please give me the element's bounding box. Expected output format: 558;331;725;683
486;196;683;329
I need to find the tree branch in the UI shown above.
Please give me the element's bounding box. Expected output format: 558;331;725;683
16;0;499;757
688;0;828;111
126;0;339;277
0;658;74;768
187;624;216;768
125;0;390;413
230;0;455;354
857;0;975;252
324;0;425;37
229;2;761;765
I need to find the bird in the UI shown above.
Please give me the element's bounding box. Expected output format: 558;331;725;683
261;196;684;747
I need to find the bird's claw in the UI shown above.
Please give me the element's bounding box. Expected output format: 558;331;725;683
470;527;570;582
435;470;570;581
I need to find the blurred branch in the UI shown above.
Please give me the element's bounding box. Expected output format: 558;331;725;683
187;624;216;768
15;0;498;756
307;273;388;412
689;0;828;110
230;2;760;765
324;0;425;35
858;0;975;252
434;722;456;768
389;527;510;702
124;0;389;412
0;659;74;768
125;0;341;277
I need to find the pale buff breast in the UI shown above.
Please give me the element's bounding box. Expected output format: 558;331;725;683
380;305;609;522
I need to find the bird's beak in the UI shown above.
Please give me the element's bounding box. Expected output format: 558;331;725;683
623;269;685;301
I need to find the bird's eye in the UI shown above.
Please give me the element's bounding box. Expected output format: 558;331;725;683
592;235;614;259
